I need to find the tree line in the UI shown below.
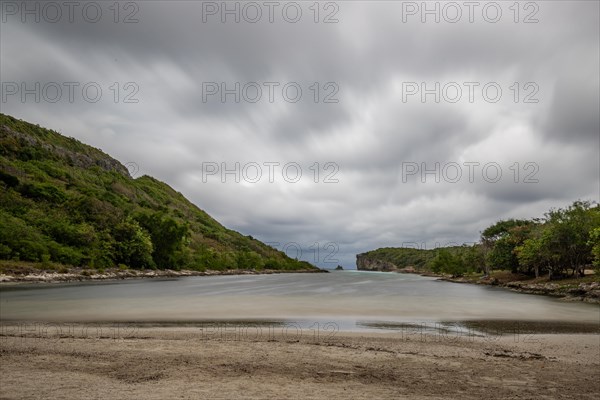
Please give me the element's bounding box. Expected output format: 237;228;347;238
431;200;600;279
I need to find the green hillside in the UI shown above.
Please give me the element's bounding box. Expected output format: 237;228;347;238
0;113;317;272
357;246;468;272
359;201;600;279
357;247;435;270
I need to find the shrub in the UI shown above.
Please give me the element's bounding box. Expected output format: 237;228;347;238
0;171;19;188
19;182;67;204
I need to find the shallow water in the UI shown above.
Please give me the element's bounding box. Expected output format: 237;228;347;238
1;271;598;332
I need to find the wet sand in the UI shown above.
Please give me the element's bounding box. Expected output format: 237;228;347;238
1;324;599;399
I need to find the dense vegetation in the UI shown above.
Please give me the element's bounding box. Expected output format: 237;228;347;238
358;247;436;270
360;201;600;279
0;114;316;272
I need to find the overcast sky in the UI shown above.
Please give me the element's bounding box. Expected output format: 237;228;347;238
1;1;599;268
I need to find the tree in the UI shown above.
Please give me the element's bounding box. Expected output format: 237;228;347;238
463;244;485;273
481;219;535;274
541;201;599;278
431;249;468;277
588;227;600;271
113;219;154;269
135;212;189;269
487;236;519;272
237;250;264;270
512;201;600;279
515;237;545;278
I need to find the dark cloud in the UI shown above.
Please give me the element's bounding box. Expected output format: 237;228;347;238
1;0;598;268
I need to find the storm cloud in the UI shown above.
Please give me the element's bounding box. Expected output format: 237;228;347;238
1;0;598;267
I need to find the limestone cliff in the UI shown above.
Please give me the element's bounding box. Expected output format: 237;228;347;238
356;253;399;272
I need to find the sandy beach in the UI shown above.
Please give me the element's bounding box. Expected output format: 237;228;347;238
1;323;598;399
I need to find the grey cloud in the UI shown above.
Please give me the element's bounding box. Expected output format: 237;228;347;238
1;0;598;268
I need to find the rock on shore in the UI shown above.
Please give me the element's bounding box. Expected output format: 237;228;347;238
439;275;600;304
0;268;327;284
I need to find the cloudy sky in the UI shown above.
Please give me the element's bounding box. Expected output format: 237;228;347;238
1;1;599;268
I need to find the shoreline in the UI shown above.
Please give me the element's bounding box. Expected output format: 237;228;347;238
435;275;600;304
356;267;600;304
1;325;598;399
0;267;327;285
2;319;597;335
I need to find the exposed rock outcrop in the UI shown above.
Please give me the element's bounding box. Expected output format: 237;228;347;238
0;124;130;177
356;254;399;272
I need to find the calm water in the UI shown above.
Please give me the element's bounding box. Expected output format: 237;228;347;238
1;271;598;331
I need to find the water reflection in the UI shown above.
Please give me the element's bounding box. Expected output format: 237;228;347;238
1;271;598;332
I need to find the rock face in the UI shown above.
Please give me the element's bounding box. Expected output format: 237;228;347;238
356;254;399;272
0;124;131;177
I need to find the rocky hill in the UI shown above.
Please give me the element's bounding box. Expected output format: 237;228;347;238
0;113;318;272
356;247;463;273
